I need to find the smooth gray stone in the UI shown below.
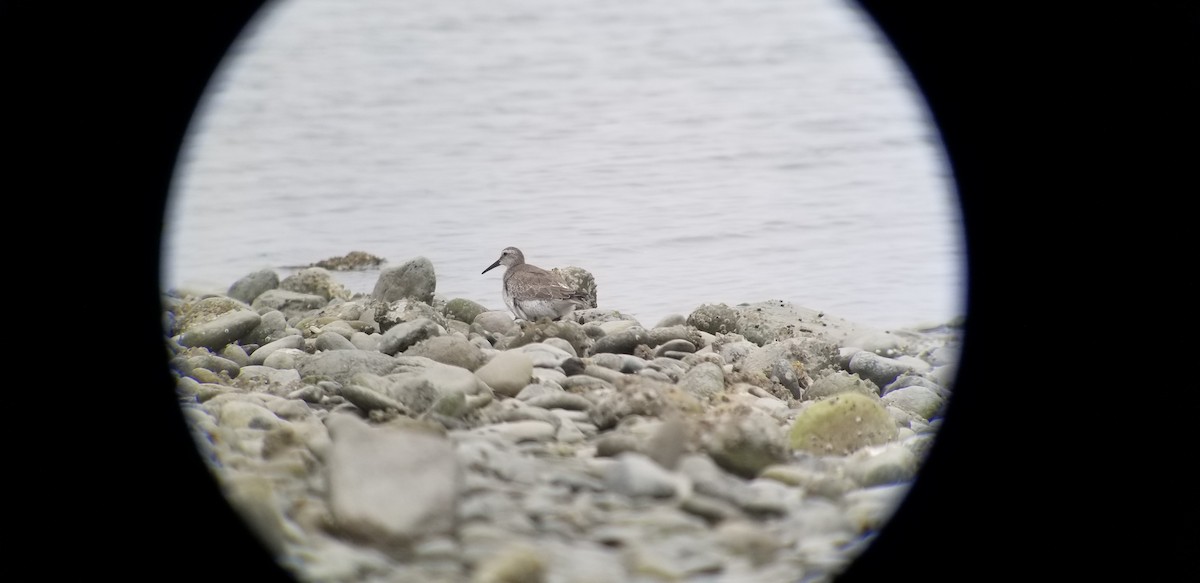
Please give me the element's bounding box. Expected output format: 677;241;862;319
524;392;593;411
655;339;697;357
494;402;562;428
515;383;562;401
295;350;401;385
842;483;910;533
262;348;304;370
848;351;920;390
219;344;250;367
680;492;743;523
176;310;262;351
880;385;945;420
653;314;687;328
242;310;289;345
315;331;357;351
251;289;327;320
404;335;486;371
581;364;625;384
339;382;410;413
588;326;651;356
595;433;641;458
882;373;944;397
472;420;557;443
679;361;725;399
475;351;533;398
732;479;792;517
561;375;614;393
378;317;440;356
316;319;358;339
701;406;789;479
648;357;688;380
715;337;757;367
326;413;460;541
248;334;306;365
515;342;574;368
648;325;698;347
636;368;675;383
227;268;279;304
473;311;518;335
677;454;746;505
605;452;679;498
644;415;689;470
531;368;567;386
541;337;577;358
372;256;436;303
348;372;440;414
392;356;492;399
590;353;646;373
349;332;381;351
844;443;918;487
185;354;241;378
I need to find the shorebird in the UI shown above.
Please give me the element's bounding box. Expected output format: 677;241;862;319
482;246;589;321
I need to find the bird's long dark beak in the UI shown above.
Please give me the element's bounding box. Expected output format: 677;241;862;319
482;259;502;274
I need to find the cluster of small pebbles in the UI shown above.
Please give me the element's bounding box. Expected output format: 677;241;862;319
164;256;961;583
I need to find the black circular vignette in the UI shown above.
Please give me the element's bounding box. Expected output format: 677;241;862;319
10;1;1193;580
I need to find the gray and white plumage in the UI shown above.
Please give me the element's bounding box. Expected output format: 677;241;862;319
482;247;589;321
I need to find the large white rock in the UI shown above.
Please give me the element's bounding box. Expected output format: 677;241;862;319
325;413;461;545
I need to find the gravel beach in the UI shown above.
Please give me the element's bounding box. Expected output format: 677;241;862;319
164;256;961;583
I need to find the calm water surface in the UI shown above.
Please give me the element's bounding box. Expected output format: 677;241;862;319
164;0;966;330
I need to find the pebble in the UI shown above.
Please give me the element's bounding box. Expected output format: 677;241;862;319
161;271;961;582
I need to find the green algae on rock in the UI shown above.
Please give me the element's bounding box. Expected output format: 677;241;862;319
788;392;898;455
